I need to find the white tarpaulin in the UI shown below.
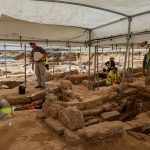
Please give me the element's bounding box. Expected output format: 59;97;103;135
0;0;150;46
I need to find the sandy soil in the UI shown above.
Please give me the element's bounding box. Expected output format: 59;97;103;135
0;110;150;150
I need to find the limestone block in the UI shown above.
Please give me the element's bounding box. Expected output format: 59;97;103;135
45;117;65;135
58;107;84;130
101;110;120;121
64;129;82;146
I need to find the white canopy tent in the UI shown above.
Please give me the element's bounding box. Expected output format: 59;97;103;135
0;0;150;46
0;0;150;92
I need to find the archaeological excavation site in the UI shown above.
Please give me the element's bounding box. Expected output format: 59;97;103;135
0;0;150;150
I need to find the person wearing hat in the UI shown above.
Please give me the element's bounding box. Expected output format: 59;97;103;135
105;57;116;72
106;67;121;86
143;48;150;86
30;42;48;89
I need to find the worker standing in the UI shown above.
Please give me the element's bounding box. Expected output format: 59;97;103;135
143;48;150;86
106;67;121;86
105;57;116;72
30;42;48;89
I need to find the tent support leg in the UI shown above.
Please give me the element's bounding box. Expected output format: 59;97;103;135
4;44;7;78
69;45;72;81
94;46;96;90
24;44;27;87
88;30;92;90
120;17;132;94
102;47;104;69
96;45;99;90
131;43;134;82
52;48;55;75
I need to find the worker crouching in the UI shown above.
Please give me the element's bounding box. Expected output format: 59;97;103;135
106;67;121;86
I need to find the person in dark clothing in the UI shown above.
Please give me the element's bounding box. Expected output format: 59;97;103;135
98;68;108;79
105;57;116;72
143;49;150;86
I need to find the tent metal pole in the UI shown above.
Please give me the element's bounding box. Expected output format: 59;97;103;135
121;17;132;94
4;43;7;78
52;47;55;75
36;0;129;17
24;44;27;87
94;46;96;90
93;17;127;30
88;30;92;90
93;11;150;31
132;10;150;18
128;48;131;70
91;30;150;43
80;47;82;66
102;47;104;69
69;45;72;81
96;46;99;90
131;43;134;82
119;48;121;66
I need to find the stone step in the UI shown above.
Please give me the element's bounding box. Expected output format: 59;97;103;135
85;118;100;127
64;129;82;146
76;121;123;143
45;117;65;135
82;106;103;117
100;110;120;121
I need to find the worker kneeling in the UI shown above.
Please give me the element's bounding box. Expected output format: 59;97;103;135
106;67;121;86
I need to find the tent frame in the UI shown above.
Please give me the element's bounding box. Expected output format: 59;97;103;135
1;0;150;93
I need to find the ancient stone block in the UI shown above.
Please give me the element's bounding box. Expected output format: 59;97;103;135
59;80;72;91
77;121;124;142
138;91;150;99
101;110;120;121
45;117;65;135
37;111;46;119
123;88;137;97
46;85;60;94
84;95;102;109
82;107;103;117
48;103;64;118
5;94;31;105
58;107;84;130
64;129;82;146
0;79;24;89
46;94;57;103
102;103;112;112
31;91;46;101
85;118;100;127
